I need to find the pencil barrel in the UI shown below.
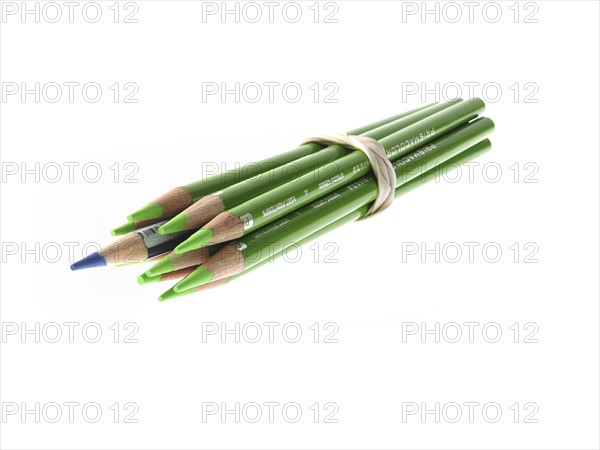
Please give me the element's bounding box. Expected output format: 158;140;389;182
210;101;457;209
225;99;485;236
181;104;445;200
232;116;494;271
126;103;442;223
224;138;493;288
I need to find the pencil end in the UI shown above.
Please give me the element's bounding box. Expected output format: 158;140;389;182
173;267;213;292
159;213;188;235
159;286;190;302
174;229;213;254
111;221;136;236
145;256;174;277
70;252;107;271
128;203;164;221
138;272;160;285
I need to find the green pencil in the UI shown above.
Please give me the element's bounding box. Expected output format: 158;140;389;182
160;137;493;301
146;103;454;277
142;246;217;278
158;101;457;235
172;116;494;291
174;98;486;253
126;104;437;222
137;266;198;285
111;218;157;236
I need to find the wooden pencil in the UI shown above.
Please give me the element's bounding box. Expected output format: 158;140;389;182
125;105;437;222
158;101;455;235
160;136;493;300
137;266;198;285
143;246;217;277
111;218;157;236
172;118;494;291
174;98;485;253
115;254;162;267
70;222;192;270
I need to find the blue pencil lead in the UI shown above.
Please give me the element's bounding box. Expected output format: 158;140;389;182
70;252;107;270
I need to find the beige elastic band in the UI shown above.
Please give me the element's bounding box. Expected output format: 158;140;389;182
301;133;396;218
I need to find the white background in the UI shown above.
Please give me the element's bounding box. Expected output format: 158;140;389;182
1;1;599;449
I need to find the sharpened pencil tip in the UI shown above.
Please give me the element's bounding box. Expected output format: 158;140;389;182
158;213;188;235
70;252;107;270
137;273;158;285
158;286;193;302
128;203;164;221
173;267;213;292
174;229;213;254
111;221;136;236
145;256;174;277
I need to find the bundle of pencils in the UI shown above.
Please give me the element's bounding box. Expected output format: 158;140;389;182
71;99;494;301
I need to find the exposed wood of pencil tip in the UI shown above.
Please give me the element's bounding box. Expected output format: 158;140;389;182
134;218;159;229
171;247;212;270
203;245;245;281
183;194;226;230
154;186;194;217
100;234;148;264
194;277;230;292
160;266;197;282
205;212;245;245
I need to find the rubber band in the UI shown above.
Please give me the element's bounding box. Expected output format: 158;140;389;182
301;133;396;218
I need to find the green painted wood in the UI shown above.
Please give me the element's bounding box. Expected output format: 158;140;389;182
180;98;485;252
175;116;494;290
127;103;437;220
235;117;493;270
159;138;492;301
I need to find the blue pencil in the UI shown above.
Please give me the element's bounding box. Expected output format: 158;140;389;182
70;221;192;270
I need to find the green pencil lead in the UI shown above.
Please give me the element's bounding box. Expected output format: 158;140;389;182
128;203;164;221
173;267;213;292
158;213;188;235
137;273;160;285
145;256;174;277
174;229;213;254
159;287;193;302
111;221;136;236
